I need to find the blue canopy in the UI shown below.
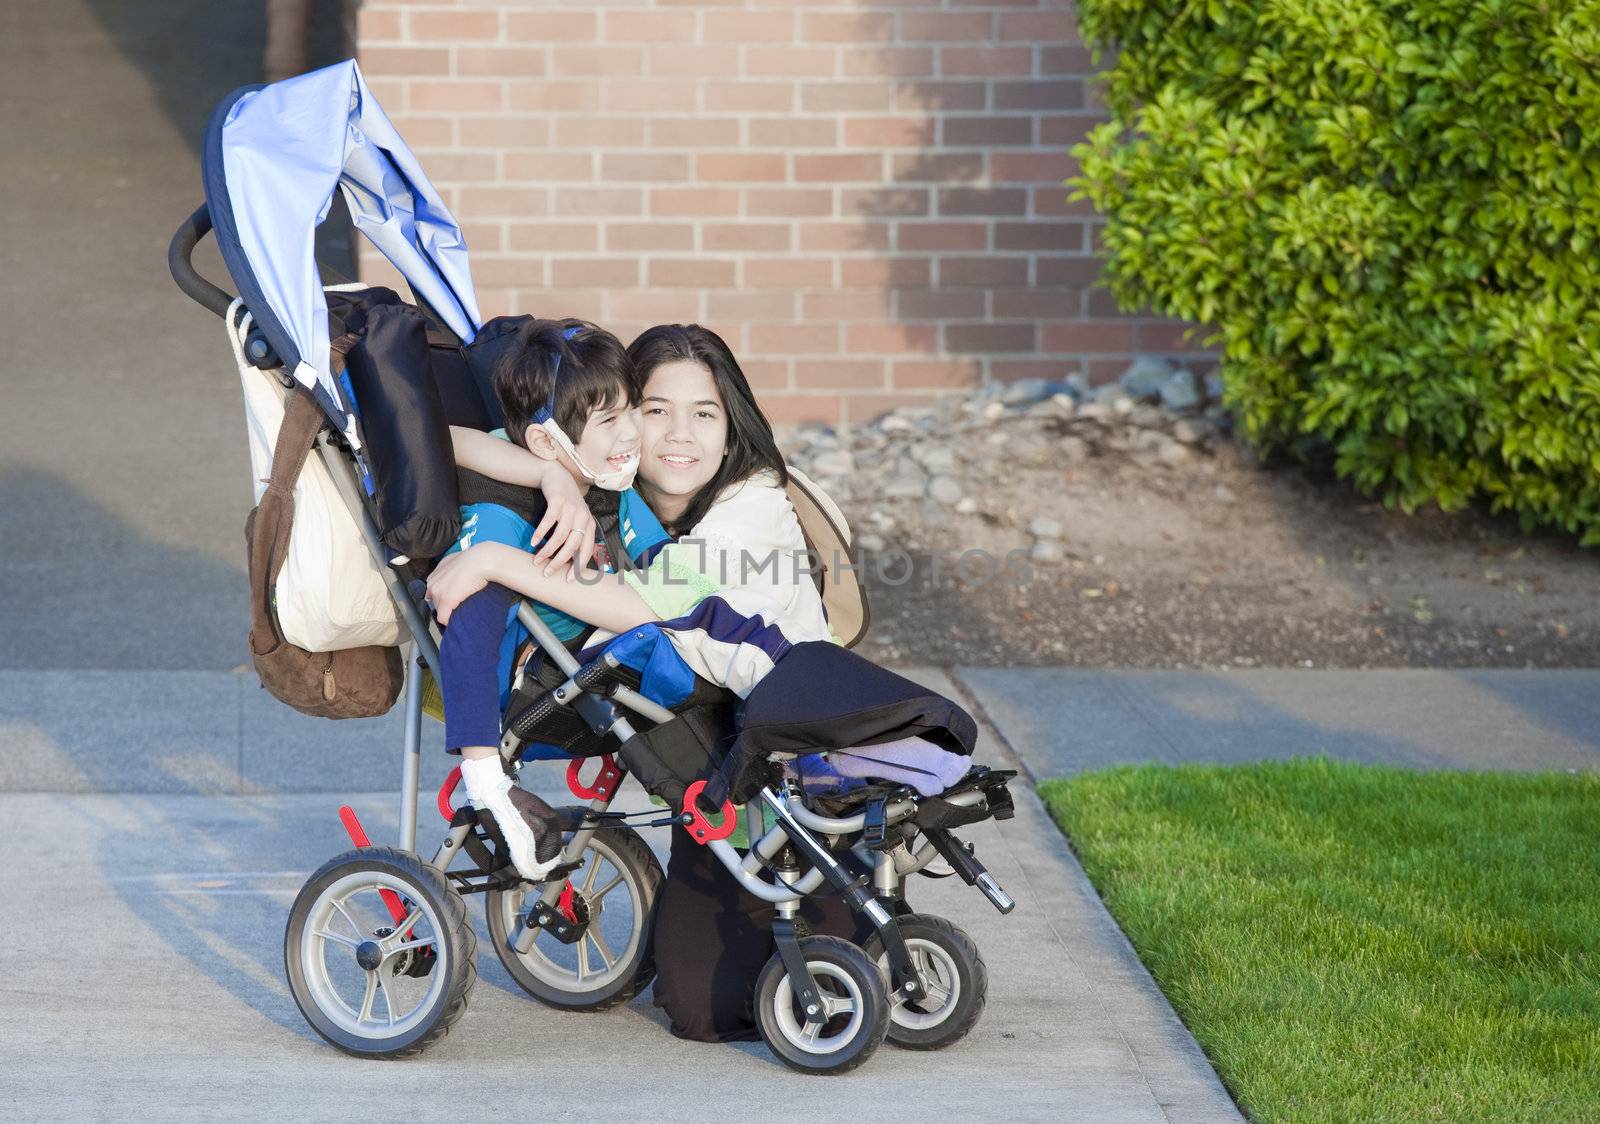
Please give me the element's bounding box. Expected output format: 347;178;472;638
202;59;481;448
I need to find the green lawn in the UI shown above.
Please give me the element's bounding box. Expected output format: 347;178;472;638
1037;758;1600;1123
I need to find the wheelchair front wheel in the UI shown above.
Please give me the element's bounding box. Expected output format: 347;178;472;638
285;847;477;1059
755;936;890;1075
485;816;662;1011
863;912;987;1050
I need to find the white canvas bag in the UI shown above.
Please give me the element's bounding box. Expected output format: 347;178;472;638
228;306;405;652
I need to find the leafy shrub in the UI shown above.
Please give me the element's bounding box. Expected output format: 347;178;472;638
1069;0;1600;542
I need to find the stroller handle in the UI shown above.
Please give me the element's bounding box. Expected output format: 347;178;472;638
169;204;282;369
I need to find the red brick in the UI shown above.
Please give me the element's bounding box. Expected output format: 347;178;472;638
1035;187;1098;217
800;222;890;252
650;187;741;216
457;115;544;147
893;81;986;113
705;82;794;112
749;118;837;147
847;323;938;354
458;186;548;218
552;47;643;78
841;257;931;287
801;83;893;113
651;117;741;148
893;359;981;389
897;222;989;251
999;12;1078;40
428;152;498;183
943;117;1033;147
364;79;407;113
605;222;695;252
946;323;1037;353
505;152;595;182
997;222;1084;251
455;47;547;78
748;188;835;217
507;81;600;112
1041;46;1096;75
356;8;402;43
553;187;643;216
509;221;598;253
703;12;796;42
795;360;885;389
701;223;790;252
553;258;641;288
841;47;934;78
603;10;696;40
939;257;1030;287
1088;358;1132;382
524;288;607;324
475;288;522;320
842;186;930;216
1137;322;1212;352
750;323;839;354
938;188;1028;216
993;289;1077;319
472;257;546;288
410;81;504;113
746;258;834;288
505;12;597;43
606;82;698;112
746;47;837;78
737;360;792;391
802;290;892;320
607;290;702;325
993;151;1081;183
1042;321;1137;352
1036;255;1104;286
650;259;738;288
707;291;798;320
461;221;503;253
942;47;1033;78
899;12;993;41
795;154;882;183
896;288;986;319
601;153;690;181
555;116;646;147
802;11;894;41
650;45;742;78
844;116;935;148
759;394;843;427
994;360;1082;383
408;10;500;42
888;153;984;184
360;47;450;76
995;79;1085;112
844;393;940;426
697;154;787;181
389;115;457;147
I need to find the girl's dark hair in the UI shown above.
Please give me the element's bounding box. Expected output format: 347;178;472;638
627;324;787;535
495;318;637;449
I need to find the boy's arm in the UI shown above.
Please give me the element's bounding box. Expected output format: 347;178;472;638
449;426;595;578
428;542;657;633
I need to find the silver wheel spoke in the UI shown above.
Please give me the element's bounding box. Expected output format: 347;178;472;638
591;874;624;901
333;899;365;939
313;928;361;950
576;936;590;982
587;928;616;970
822;992;853;1020
800;1019;823;1044
387;906;423;943
582;856;603;893
386;937;434;955
358;972;379;1024
376;975;395;1027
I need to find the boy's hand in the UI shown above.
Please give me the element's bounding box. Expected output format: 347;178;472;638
530;467;596;581
427;544;508;626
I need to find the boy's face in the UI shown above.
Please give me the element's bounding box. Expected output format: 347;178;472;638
561;397;641;489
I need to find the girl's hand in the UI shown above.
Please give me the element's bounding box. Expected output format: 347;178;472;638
427;544;512;626
530;466;596;581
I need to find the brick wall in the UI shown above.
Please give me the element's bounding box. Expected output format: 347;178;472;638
354;0;1206;426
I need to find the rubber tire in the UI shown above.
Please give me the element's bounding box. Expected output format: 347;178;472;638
485;816;663;1012
285;847;477;1059
754;935;890;1075
863;913;987;1051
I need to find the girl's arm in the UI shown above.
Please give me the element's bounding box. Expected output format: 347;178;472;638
448;426;596;579
427;542;657;632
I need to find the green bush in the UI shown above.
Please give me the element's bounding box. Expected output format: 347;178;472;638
1069;0;1600;542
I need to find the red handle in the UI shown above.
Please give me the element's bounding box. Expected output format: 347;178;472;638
337;805;408;924
567;754;624;801
438;765;463;822
679;780;737;844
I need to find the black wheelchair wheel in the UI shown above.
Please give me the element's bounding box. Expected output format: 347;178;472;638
285;847;477;1059
754;936;890;1075
862;912;987;1050
485;815;662;1011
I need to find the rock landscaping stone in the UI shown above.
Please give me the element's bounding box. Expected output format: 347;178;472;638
927;475;964;506
1030;539;1067;564
1028;517;1065;539
1159;368;1202;413
1119;356;1174;400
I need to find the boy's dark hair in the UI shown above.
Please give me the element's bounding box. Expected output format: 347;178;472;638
495;318;637;449
627;323;787;535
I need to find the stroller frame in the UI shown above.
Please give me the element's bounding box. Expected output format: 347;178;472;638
172;203;1017;1070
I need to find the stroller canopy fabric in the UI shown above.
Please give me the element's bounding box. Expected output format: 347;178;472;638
202;59;481;448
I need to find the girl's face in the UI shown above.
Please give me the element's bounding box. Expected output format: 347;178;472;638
638;359;727;518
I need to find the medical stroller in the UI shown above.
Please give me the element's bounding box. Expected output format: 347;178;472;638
170;61;1018;1075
